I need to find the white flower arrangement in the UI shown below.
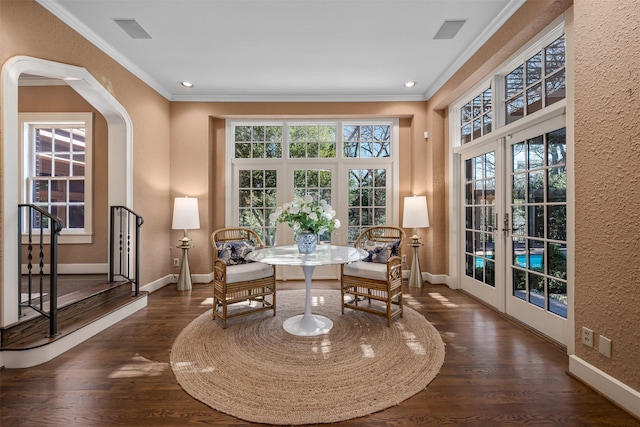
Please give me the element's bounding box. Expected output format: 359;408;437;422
270;195;340;235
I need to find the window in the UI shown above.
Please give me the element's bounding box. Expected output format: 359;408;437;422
228;120;398;245
460;87;493;144
505;34;566;124
453;27;566;147
20;113;93;243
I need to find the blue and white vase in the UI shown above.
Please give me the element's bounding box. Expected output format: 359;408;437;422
297;230;317;253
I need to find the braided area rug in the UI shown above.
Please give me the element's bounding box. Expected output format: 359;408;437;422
170;289;445;425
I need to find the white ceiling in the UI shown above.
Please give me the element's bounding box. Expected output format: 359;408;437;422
36;0;524;102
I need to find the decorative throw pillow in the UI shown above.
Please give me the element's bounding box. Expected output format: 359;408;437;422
362;239;400;264
216;240;256;265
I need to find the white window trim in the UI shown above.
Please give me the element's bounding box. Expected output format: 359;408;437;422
19;112;93;244
225;119;399;246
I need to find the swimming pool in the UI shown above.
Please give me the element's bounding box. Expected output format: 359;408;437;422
474;254;543;269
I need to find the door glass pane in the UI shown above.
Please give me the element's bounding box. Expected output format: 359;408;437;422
238;169;278;245
509;127;567;318
464;151;496;287
348;168;387;242
293;169;333;242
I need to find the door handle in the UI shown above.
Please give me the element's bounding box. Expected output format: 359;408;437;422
502;213;511;236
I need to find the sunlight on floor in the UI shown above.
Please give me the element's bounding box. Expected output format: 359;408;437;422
200;297;214;306
428;292;459;308
311;338;332;358
360;343;375;358
403;295;424;309
108;355;168;378
311;295;326;306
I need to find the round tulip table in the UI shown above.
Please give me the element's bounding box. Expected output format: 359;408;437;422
246;244;367;336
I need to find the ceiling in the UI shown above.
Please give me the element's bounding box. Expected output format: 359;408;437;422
36;0;524;102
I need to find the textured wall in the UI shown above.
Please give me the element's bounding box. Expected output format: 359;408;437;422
1;0;172;285
573;0;640;390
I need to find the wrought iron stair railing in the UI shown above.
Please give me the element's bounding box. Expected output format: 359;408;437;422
18;204;63;338
109;206;144;296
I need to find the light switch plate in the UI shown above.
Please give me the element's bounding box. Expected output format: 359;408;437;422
599;335;612;358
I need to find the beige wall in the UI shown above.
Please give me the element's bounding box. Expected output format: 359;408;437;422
1;0;172;284
3;0;640;399
18;85;109;264
573;0;640;390
169;101;442;275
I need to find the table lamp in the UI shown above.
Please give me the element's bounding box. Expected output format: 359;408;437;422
402;195;429;288
172;196;200;291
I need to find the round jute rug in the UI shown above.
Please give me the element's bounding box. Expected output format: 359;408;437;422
170;289;445;425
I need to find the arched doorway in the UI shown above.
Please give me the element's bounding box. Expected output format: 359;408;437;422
1;56;133;327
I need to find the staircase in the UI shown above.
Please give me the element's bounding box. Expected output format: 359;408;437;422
1;280;147;367
1;205;147;368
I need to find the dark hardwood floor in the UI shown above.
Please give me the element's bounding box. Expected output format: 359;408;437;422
1;280;638;426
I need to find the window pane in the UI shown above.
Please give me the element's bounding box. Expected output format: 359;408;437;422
68;205;84;228
483;88;492;113
527;136;545;169
545;70;566;106
461;102;472;123
526;84;542;114
513;268;526;299
33;179;49;203
526;52;542;85
483;112;492;135
50;180;66;203
547;128;566;166
505;95;524;124
512;142;526;172
461;124;472;144
548;278;567;317
505;65;523;98
545;35;565;74
528;170;544;203
69;180;84;202
548;166;566;202
547;205;566;240
528;273;545;308
344;124;389;158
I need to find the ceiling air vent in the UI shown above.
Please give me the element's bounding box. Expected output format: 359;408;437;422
434;19;467;40
113;18;152;39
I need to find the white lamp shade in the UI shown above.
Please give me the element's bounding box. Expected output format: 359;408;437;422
172;197;200;230
402;195;429;228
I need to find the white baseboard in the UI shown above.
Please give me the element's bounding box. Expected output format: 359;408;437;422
1;294;147;369
141;273;213;294
569;355;640;419
402;270;450;286
21;263;108;275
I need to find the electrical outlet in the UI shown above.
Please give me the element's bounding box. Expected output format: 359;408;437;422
402;254;407;263
581;327;594;348
173;257;180;267
599;335;612;358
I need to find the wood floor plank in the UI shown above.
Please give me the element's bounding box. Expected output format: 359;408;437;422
1;281;638;426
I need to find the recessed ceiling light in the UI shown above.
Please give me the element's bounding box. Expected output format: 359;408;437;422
404;81;417;88
180;81;194;88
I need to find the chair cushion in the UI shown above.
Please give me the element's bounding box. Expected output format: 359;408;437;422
362;239;400;263
226;262;273;284
216;240;256;265
342;261;387;281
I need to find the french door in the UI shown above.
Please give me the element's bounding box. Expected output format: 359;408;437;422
505;116;568;344
460;141;504;309
459;115;568;344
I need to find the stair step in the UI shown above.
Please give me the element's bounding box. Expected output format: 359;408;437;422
1;282;145;350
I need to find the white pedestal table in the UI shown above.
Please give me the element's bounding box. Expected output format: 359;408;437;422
246;244;367;337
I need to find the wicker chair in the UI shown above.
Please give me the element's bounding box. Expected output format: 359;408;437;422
341;226;406;326
211;227;276;328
